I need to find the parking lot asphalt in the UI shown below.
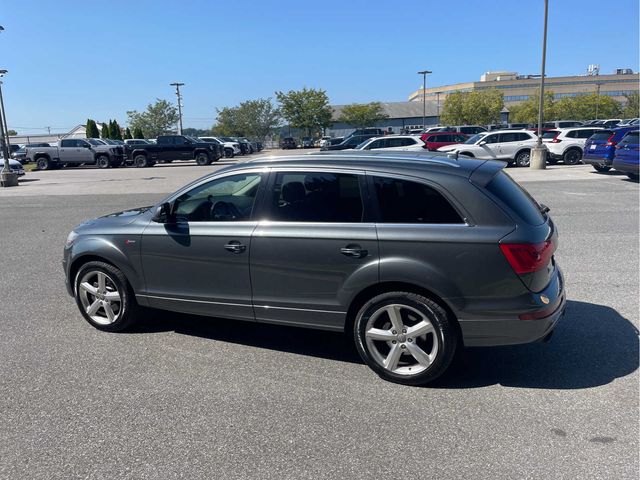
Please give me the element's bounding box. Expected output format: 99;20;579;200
0;154;638;479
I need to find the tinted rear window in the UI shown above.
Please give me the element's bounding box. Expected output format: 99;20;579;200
589;131;613;141
542;131;559;139
486;172;545;226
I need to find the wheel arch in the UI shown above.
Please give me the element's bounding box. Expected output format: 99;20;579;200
344;281;462;341
69;249;143;298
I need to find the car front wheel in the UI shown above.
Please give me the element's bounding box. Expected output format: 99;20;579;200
515;150;531;167
74;261;139;332
354;292;457;386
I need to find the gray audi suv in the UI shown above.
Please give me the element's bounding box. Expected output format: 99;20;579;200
63;152;565;385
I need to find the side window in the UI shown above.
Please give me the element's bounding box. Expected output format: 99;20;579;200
60;139;74;147
174;136;187;145
402;138;418;146
268;171;363;223
499;133;518;143
387;138;406;148
484;134;500;144
373;176;464;224
173;173;262;222
566;130;578;138
516;132;532;141
621;132;639;143
156;137;171;145
454;135;467;142
367;139;386;150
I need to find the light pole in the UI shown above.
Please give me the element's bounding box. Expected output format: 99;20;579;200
0;68;18;187
170;82;184;135
417;70;432;130
530;0;549;170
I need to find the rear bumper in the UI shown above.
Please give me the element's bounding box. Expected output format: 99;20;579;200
612;159;639;175
459;267;566;347
583;153;614;167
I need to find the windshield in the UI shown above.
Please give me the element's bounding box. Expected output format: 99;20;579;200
355;139;372;150
464;133;487;144
186;136;200;143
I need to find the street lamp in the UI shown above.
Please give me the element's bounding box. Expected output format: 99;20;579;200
0;68;18;187
530;0;549;170
417;70;432;130
170;82;185;135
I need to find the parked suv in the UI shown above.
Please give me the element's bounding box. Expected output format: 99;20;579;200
355;135;425;151
583;126;638;172
63;152;565;386
419;132;468;151
543;127;604;165
612;130;640;180
322;134;378;151
437;130;538;167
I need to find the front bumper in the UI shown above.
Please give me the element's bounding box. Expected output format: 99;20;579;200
460;267;566;347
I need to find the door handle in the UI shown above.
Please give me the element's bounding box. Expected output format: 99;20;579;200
224;241;246;254
340;245;368;258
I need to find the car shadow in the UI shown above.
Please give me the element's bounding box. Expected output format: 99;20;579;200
18;178;40;183
131;299;638;389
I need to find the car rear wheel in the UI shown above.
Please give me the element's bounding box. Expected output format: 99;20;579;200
593;165;611;173
354;291;457;386
515;150;531;167
74;261;139;332
96;155;110;169
195;152;211;166
134;154;149;168
563;148;582;165
36;157;51;170
224;148;234;158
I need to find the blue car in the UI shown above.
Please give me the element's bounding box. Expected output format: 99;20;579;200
583;126;638;172
612;130;639;180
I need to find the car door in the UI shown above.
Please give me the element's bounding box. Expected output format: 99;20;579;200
250;169;379;331
477;133;500;159
139;171;265;320
156;136;176;161
173;136;193;160
497;132;531;160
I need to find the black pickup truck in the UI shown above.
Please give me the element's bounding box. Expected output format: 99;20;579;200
123;135;223;167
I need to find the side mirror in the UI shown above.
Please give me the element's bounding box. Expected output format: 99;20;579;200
152;202;175;223
83;143;92;148
479;140;487;146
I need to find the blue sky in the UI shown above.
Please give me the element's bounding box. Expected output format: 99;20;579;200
1;0;638;134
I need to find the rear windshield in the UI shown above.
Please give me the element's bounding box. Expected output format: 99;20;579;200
542;131;559;139
589;130;613;141
486;171;545;226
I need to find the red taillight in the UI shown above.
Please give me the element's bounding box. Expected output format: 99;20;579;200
605;133;617;147
551;137;561;143
500;241;554;275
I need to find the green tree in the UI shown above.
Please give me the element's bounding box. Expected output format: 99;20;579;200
126;99;179;138
85;119;100;138
212;106;242;136
440;89;504;125
183;128;212;137
123;127;133;140
554;93;621;120
622;92;639;118
337;102;388;129
133;126;145;139
509;91;556;123
100;122;109;139
275;88;332;136
109;119;123;140
212;98;281;139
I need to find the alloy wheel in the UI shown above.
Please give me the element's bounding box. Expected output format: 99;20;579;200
77;271;122;325
364;304;440;375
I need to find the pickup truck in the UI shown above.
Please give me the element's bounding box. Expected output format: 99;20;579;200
123;135;223;167
26;138;125;170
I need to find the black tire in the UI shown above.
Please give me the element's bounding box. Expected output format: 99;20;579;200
96;155;110;169
547;157;558;165
133;154;149;168
593;165;611;173
224;148;234;158
515;150;531;167
563;148;582;165
73;261;140;332
353;291;458;386
36;157;51;170
195;152;211;166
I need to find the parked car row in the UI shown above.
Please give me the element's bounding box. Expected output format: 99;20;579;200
583;127;639;180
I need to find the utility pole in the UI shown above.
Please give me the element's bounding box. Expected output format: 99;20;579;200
170;82;185;135
530;0;549;170
417;70;432;130
0;68;18;187
47;126;51;135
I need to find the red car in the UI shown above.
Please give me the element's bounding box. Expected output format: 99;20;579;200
419;131;469;151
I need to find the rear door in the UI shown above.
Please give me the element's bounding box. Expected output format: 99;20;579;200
250;168;378;330
156;136;175;161
616;131;640;163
